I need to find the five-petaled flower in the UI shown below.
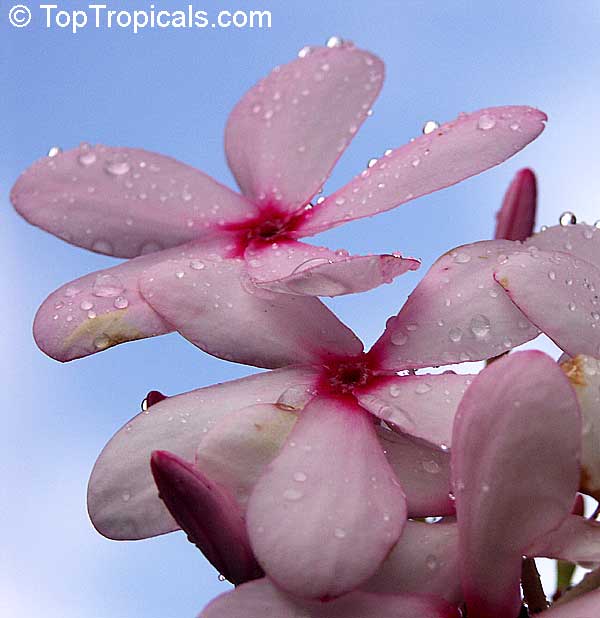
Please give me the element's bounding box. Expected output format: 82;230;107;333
11;41;545;365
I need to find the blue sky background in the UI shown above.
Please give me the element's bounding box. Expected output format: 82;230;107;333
2;1;600;616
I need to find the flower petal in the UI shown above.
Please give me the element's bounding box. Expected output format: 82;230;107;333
526;223;600;268
197;404;452;518
139;254;363;369
527;514;600;564
245;239;419;296
561;355;600;500
543;589;600;617
495;251;600;358
356;373;475;449
196;404;300;510
370;240;539;370
297;106;547;235
363;520;461;604
200;579;460;618
150;450;263;585
246;395;406;599
494;168;537;240
452;351;581;618
33;239;234;361
11;145;254;258
87;366;320;540
376;427;455;517
225;45;383;212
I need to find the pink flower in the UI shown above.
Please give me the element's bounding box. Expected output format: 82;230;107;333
10;41;546;363
87;257;562;600
494;167;537;241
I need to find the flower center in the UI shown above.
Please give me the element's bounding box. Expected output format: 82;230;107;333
323;355;374;395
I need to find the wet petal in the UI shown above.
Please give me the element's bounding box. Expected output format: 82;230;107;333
452;351;581;618
297;106;547;235
526;223;600;268
246;395;406;599
561;355;600;500
495;251;600;358
245;239;419;296
225;45;383;213
196;404;300;510
87;366;320;540
140;254;363;369
150;451;262;585
377;427;455;517
33;239;233;361
11;145;254;258
356;373;475;448
198;405;452;518
494;168;537;240
200;578;460;618
370;240;539;370
363;520;461;605
543;589;600;617
527;514;600;564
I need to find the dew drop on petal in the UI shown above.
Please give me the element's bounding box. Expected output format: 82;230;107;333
92;274;125;298
422;120;439;135
105;160;131;176
283;488;303;501
47;146;62;157
326;35;344;48
334;527;347;539
113;296;129;309
448;327;463;343
477;114;496;130
415;382;432;394
469;314;491;338
79;151;97;166
293;472;307;482
559;211;577;226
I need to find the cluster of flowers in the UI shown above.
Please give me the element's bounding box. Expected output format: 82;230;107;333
13;39;600;617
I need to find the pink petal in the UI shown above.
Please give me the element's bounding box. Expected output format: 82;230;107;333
356;373;475;449
560;355;600;500
452;351;581;618
198;405;453;519
11;145;254;258
225;45;383;213
246;395;406;599
33;239;232;361
370;240;539;370
527;514;600;564
87;366;320;540
297;106;547;235
245;239;419;296
150;451;263;585
543;589;600;617
495;250;600;358
200;578;460;618
139;254;363;369
494;168;537;240
363;520;461;604
196;404;300;510
377;427;455;517
526;223;600;268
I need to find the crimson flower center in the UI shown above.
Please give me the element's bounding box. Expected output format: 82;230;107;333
324;357;373;395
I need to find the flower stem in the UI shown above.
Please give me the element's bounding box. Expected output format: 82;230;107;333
522;558;548;613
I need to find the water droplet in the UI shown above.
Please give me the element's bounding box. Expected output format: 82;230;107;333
217;574;226;582
334;527;347;539
122;491;131;502
326;36;344;48
477;114;496;130
105;160;131;176
113;296;129;309
293;472;307;482
453;252;471;264
426;554;438;571
79;300;94;311
175;271;185;279
411;157;420;167
389;384;402;398
283;488;303;501
91;239;113;254
448;327;463;343
422;120;440;134
367;157;378;168
509;121;521;131
569;302;577;312
391;330;408;346
548;270;556;281
415;382;432;394
559;211;577;226
47;146;61;157
93;273;125;297
79;151;97;166
422;460;440;474
470;314;491;339
277;385;314;411
94;335;111;350
190;259;206;270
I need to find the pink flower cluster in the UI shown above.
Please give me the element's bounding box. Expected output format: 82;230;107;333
13;40;600;617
